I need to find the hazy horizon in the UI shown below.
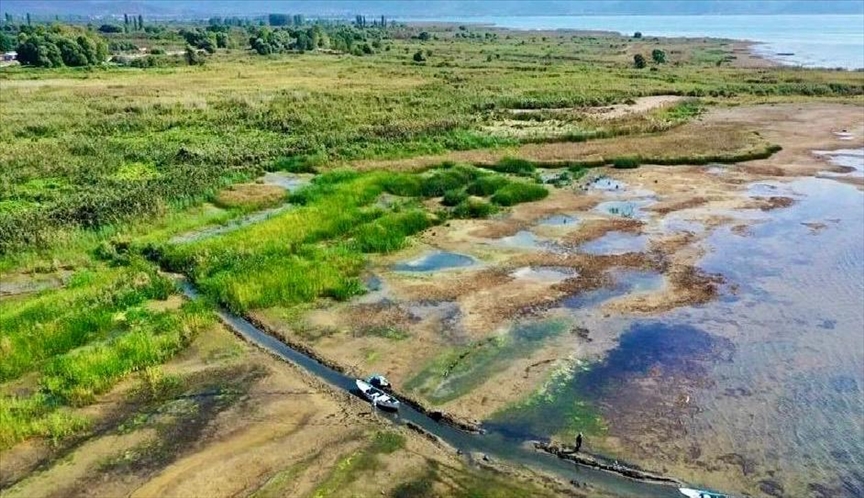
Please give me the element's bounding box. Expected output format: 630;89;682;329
3;0;864;19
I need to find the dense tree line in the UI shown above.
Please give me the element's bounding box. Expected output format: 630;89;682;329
14;25;107;67
248;24;380;56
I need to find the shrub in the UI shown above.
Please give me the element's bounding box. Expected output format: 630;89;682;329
466;175;510;196
421;166;482;197
652;48;666;63
612;157;641;169
413;50;426;63
452;199;497;219
633;54;646;69
441;189;468;206
273;154;324;173
352;210;432;253
381;175;424;197
486;157;536;176
490;182;549;206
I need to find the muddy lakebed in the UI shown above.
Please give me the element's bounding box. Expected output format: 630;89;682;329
248;140;864;497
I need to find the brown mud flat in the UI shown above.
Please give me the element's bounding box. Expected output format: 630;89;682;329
3;321;567;498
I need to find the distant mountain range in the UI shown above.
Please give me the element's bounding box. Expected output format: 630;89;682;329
4;0;863;19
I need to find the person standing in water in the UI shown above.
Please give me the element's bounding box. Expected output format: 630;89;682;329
575;432;583;452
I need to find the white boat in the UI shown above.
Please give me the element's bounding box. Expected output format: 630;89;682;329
679;488;727;498
355;379;400;411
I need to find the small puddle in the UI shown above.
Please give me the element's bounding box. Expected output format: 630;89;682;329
594;199;654;220
493;230;548;250
170;204;294;244
511;266;577;284
661;216;705;234
587;176;627;191
393;251;476;272
705;164;728;175
0;270;73;297
259;172;311;191
564;270;664;310
538;214;579;227
814;148;864;178
579;231;649;255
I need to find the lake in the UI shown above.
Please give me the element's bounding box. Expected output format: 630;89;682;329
403;15;864;69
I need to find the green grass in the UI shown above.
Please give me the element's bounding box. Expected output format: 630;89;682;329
466;175;510;196
484;156;536;176
611;156;641;169
0;278;213;449
1;29;859;254
158;168;540;313
0;261;174;383
312;431;406;498
490;181;549;206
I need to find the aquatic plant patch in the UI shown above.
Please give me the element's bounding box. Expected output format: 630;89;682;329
404;318;570;404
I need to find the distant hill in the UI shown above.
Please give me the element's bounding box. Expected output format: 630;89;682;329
3;0;863;19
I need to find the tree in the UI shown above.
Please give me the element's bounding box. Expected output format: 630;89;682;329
0;32;14;52
184;45;204;65
633;53;646;68
98;24;123;33
418;31;431;41
269;14;290;26
137;15;143;31
651;48;666;63
26;12;31;25
16;25;107;67
123;13;129;31
215;32;228;49
633;31;642;38
412;50;425;63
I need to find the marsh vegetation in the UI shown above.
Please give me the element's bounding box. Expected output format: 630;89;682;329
2;15;862;498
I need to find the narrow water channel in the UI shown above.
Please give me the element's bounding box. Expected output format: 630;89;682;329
178;282;684;498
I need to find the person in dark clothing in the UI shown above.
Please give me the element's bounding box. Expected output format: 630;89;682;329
575;432;583;452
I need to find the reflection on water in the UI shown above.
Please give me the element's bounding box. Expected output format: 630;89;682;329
685;177;864;495
393;250;476;272
579;231;649;255
259;171;311;191
595;199;655;220
488;322;732;441
814;148;864;178
493;230;548;250
510;266;576;283
489;175;864;495
564;269;664;310
538;214;579;227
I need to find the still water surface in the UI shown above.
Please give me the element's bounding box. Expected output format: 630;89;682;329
406;15;864;69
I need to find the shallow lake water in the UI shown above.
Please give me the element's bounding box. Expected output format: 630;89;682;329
494;175;864;495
